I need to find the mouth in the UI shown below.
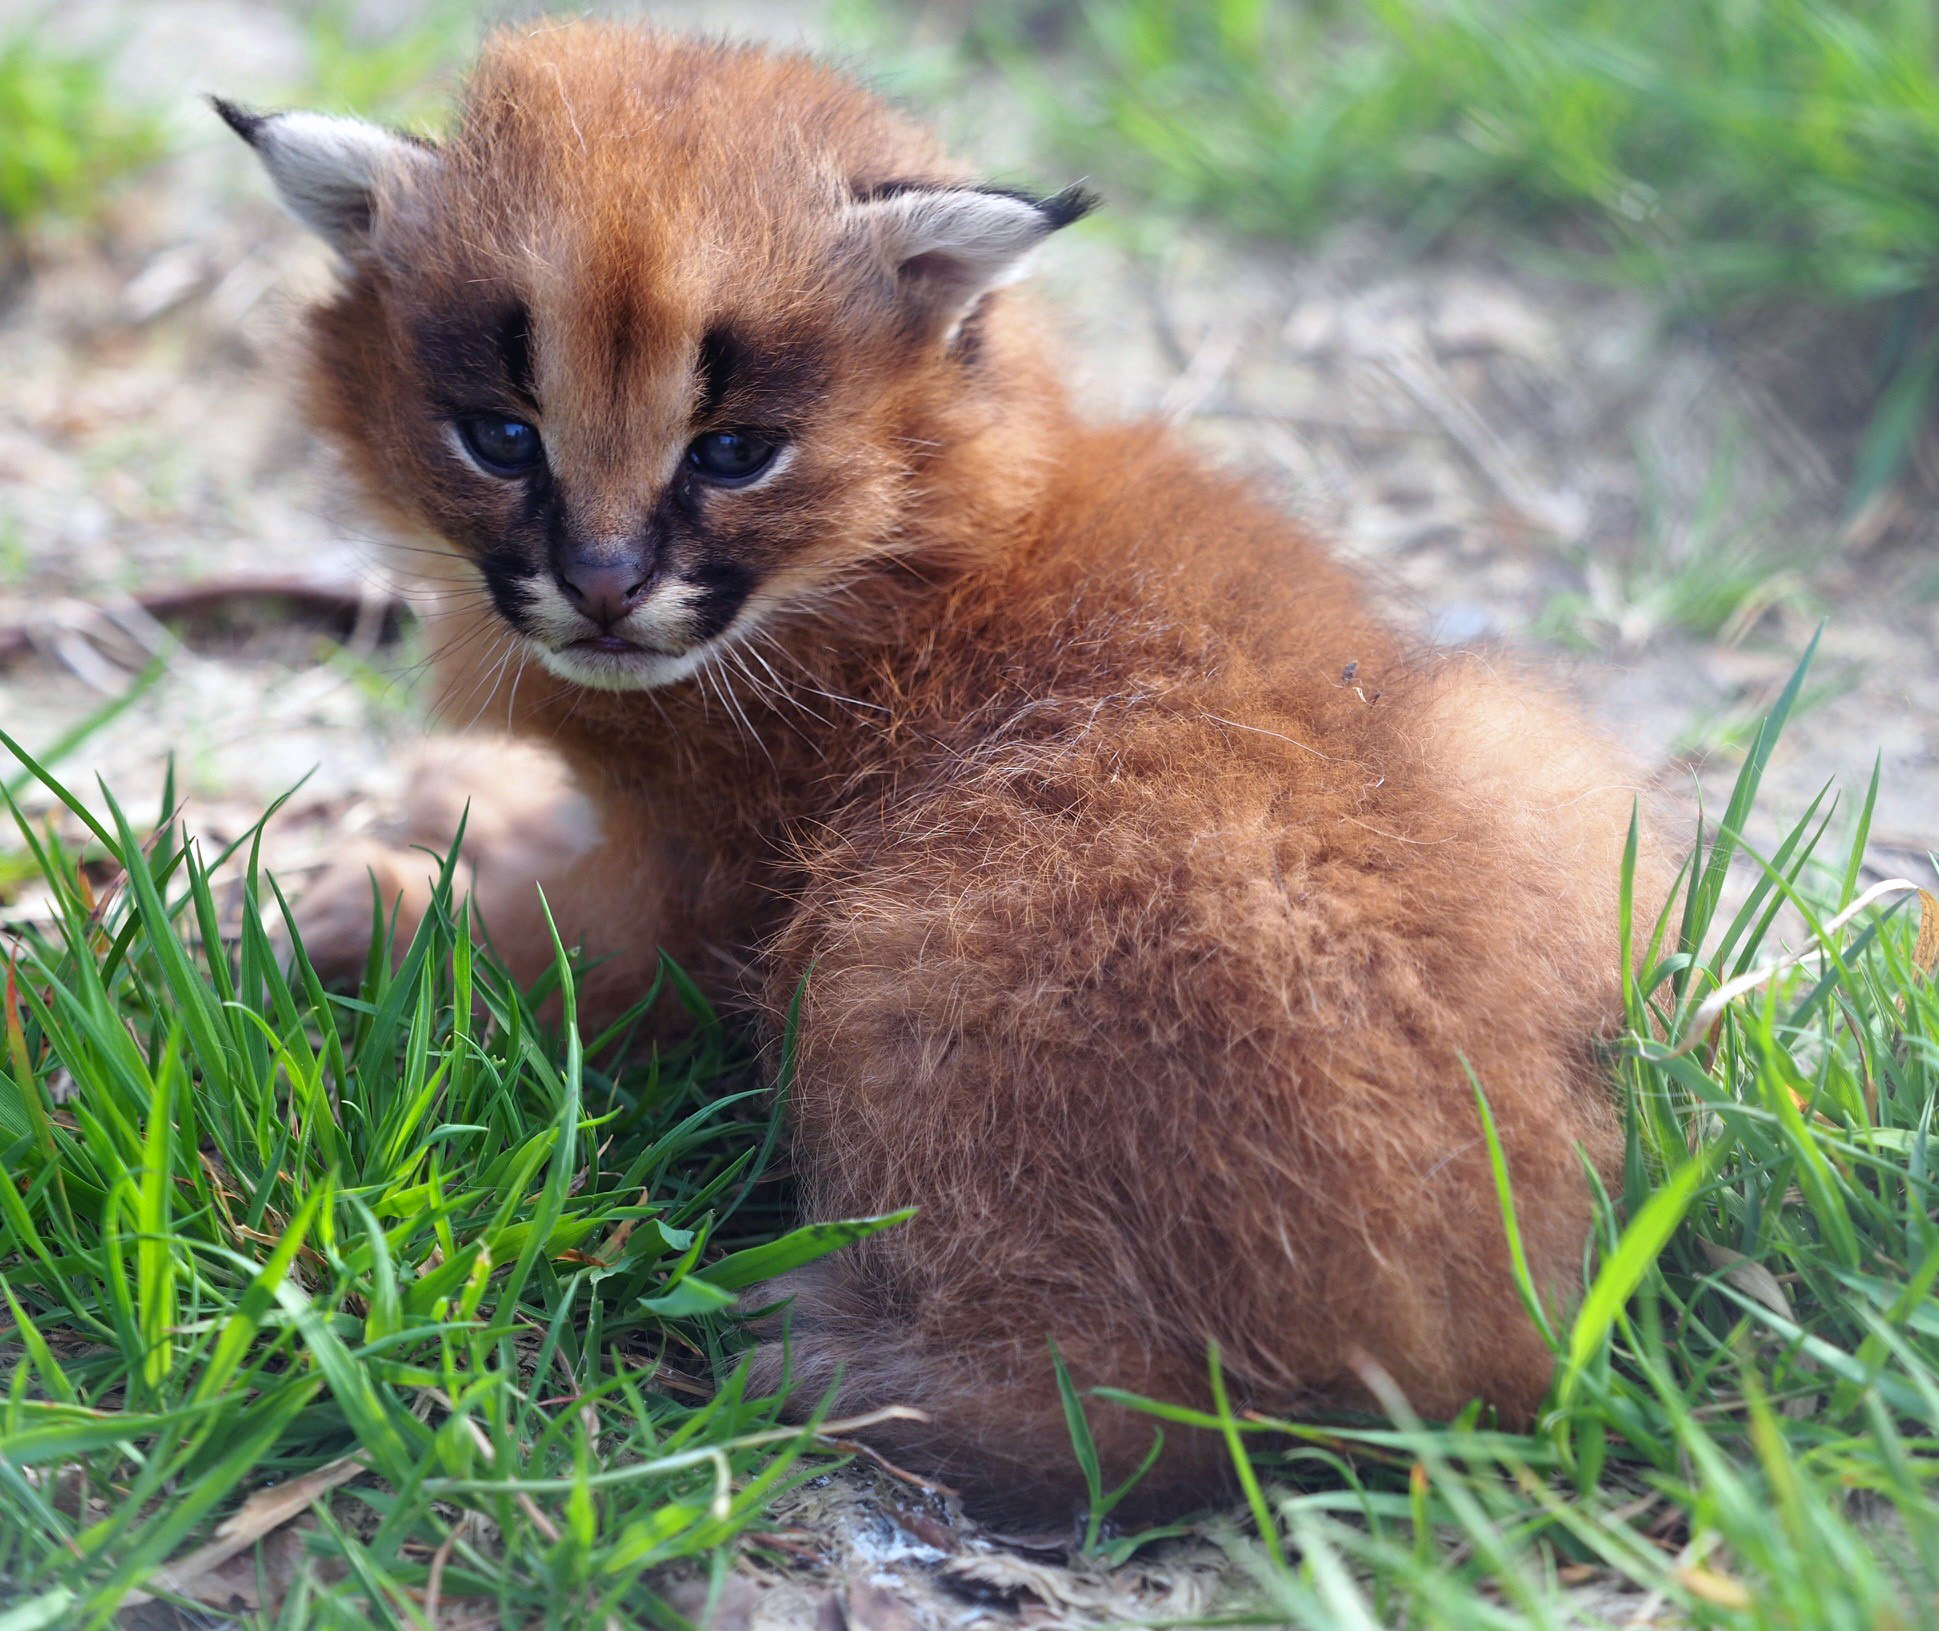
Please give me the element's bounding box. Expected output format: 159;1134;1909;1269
568;633;663;656
513;577;750;695
534;627;717;692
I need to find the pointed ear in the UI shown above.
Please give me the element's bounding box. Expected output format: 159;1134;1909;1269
848;181;1096;337
211;97;436;260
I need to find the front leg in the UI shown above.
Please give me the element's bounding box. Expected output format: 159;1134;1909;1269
290;737;689;1030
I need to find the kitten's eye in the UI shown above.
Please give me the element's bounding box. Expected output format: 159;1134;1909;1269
458;416;543;476
687;430;777;485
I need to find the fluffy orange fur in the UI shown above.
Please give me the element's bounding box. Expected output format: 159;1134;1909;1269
226;22;1663;1518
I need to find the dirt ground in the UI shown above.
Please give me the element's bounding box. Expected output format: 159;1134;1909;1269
3;1;1935;1625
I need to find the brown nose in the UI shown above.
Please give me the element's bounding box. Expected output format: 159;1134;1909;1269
556;557;650;630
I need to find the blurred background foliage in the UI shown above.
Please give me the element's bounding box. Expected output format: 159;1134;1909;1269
907;0;1939;508
956;0;1939;301
20;0;1939;298
17;0;1939;406
0;25;162;238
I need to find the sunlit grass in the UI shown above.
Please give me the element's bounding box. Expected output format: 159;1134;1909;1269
955;0;1939;298
0;724;900;1627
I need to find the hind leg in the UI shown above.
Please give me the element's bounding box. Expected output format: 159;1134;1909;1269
743;756;1646;1516
741;1258;1232;1525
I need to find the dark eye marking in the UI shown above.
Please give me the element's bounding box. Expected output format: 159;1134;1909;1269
697;326;746;421
687;430;777;485
458;416;544;476
496;304;536;408
686;557;754;642
416;300;539;416
691;323;829;427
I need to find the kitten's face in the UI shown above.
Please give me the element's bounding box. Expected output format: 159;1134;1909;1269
221;27;1087;693
367;227;867;694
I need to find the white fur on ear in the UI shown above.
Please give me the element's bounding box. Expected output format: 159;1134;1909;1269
213;98;436;259
848;182;1095;334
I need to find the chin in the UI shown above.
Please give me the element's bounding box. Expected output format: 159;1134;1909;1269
532;638;717;692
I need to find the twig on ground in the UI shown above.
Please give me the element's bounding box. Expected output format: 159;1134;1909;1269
0;574;408;671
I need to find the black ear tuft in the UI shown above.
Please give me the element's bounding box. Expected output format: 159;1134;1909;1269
208;95;267;145
208;101;439;259
1036;184;1099;231
848;177;1092;340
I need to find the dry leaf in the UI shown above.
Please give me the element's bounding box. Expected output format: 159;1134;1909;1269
842;1577;922;1631
1697;1239;1792;1321
888;1503;958;1555
942;1552;1111;1613
1676;1564;1753;1610
1913;889;1939;979
121;1452;367;1607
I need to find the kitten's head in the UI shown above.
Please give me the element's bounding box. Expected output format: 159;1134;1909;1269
218;24;1090;693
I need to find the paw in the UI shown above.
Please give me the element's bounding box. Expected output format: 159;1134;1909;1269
288;839;449;989
278;737;584;991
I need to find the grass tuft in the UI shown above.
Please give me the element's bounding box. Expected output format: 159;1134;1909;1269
0;727;885;1625
1534;441;1819;654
